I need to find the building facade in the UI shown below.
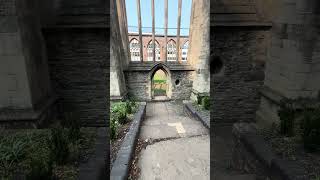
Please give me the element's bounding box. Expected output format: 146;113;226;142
128;33;189;62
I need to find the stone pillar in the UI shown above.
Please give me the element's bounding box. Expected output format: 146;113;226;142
188;0;210;102
256;0;320;127
0;0;55;127
116;0;130;69
164;0;168;62
176;0;182;63
110;0;127;100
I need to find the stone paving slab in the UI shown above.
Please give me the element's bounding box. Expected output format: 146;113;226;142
139;135;210;180
137;102;210;180
212;125;258;180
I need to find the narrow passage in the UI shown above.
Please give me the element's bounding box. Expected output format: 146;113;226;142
137;101;209;180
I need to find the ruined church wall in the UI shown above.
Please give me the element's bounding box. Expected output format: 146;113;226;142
0;0;53;109
43;29;108;126
211;28;270;124
124;70;193;101
256;0;320;127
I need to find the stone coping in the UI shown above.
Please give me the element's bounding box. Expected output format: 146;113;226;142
184;102;210;129
125;62;195;71
259;86;284;105
211;22;272;27
78;127;108;180
110;102;147;180
0;96;58;128
232;123;308;180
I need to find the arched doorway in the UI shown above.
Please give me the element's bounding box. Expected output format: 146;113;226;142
149;64;172;100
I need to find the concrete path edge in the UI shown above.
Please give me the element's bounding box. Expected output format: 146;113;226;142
184;103;210;129
110;102;147;180
78;127;108;180
233;123;309;180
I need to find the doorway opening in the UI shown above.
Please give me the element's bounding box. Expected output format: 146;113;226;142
152;69;167;99
149;65;172;101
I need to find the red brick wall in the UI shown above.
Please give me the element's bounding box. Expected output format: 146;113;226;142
128;33;189;62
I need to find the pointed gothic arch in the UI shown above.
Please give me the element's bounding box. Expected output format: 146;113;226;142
167;39;177;61
129;38;140;61
148;63;172;100
181;40;189;61
147;40;161;61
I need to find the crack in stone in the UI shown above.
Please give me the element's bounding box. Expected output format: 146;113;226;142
145;133;209;146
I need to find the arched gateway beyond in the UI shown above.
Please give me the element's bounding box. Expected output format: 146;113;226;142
148;64;172;100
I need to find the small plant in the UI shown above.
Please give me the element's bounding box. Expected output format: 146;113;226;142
0;136;26;178
313;176;320;180
110;116;120;140
111;102;127;124
62;112;81;142
197;95;203;105
26;154;53;180
201;96;210;110
301;107;320;152
278;99;296;137
67;141;81;162
49;128;69;165
125;100;133;114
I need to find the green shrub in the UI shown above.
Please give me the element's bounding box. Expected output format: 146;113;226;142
26;154;53;180
125;100;133;114
110;116;120;140
197;95;203;105
61;112;81;143
49;128;69;165
67;142;81;162
277;98;320;152
111;102;127;124
278;99;296;137
0;137;26;177
301;108;320;152
202;96;210;110
313;176;320;180
130;100;138;113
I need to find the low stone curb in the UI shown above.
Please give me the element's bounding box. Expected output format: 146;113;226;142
232;123;309;180
78;127;108;180
184;103;210;129
110;102;147;180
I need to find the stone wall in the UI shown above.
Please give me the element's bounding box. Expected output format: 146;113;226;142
171;71;194;100
256;0;320;127
188;0;210;101
44;29;108;126
125;70;193;101
0;0;53;110
211;28;270;124
110;0;127;100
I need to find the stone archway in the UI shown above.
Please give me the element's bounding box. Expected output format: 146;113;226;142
148;63;172;100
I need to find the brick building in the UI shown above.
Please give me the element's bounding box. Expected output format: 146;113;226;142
128;33;189;62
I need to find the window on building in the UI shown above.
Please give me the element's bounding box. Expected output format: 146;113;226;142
147;40;161;61
167;40;176;61
130;38;140;61
181;41;189;61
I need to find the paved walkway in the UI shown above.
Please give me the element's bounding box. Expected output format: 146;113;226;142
137;101;210;180
212;126;256;180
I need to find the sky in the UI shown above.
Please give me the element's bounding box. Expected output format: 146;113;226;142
125;0;192;36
